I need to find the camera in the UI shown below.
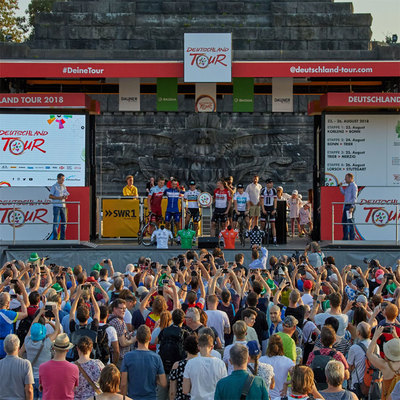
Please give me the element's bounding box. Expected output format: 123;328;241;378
191;270;197;277
363;258;371;265
10;279;18;284
10;294;18;299
385;273;394;280
151;262;157;269
45;305;54;318
81;284;91;290
222;269;229;274
62;267;68;272
383;326;393;333
171;266;177;274
103;259;109;264
162;279;169;285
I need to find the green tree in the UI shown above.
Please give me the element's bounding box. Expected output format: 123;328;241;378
26;0;56;26
0;0;26;42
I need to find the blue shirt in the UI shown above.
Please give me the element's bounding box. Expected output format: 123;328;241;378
164;188;184;213
340;181;358;207
0;309;18;358
248;247;268;270
121;349;165;400
49;182;70;208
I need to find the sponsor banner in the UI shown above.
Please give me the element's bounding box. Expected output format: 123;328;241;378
184;33;232;83
195;83;217;113
321;186;400;241
119;78;140;111
0;113;86;187
0;186;89;241
321;93;400;108
0;94;90;109
102;198;140;238
324;114;400;187
272;77;293;112
233;78;254;112
2;61;398;79
157;78;178;112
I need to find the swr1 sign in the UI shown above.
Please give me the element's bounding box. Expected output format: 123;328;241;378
184;33;232;83
102;198;140;238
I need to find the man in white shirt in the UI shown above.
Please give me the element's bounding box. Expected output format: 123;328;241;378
151;225;173;249
347;321;371;391
245;175;262;228
205;295;230;346
99;305;120;364
183;333;227;400
49;173;70;240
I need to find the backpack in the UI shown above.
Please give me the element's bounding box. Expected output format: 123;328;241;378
158;326;186;375
387;361;400;398
16;314;35;344
310;349;337;390
95;324;110;365
353;342;382;400
69;322;98;361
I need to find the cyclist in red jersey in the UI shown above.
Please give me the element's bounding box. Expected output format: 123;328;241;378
211;179;232;236
147;177;167;226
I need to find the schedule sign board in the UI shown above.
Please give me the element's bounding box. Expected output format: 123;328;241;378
0;113;86;187
184;33;232;83
324;114;400;187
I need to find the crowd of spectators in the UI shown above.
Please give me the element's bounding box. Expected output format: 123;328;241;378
0;249;399;400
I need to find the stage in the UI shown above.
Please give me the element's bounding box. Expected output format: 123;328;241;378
1;237;399;272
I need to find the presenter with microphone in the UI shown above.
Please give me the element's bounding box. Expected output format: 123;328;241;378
338;173;357;240
49;173;69;240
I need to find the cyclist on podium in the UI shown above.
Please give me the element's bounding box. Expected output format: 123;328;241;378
163;179;185;232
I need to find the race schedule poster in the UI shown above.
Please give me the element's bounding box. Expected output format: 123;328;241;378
0;114;86;187
325;114;400;187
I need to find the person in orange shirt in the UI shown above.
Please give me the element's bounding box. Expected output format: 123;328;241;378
219;225;239;249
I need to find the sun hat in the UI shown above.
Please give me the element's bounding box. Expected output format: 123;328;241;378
356;294;368;304
292;190;298;195
92;263;102;272
31;323;46;342
246;340;261;356
28;252;40;262
375;269;385;284
52;333;74;351
383;338;400;362
52;283;63;293
136;286;149;296
283;315;298;328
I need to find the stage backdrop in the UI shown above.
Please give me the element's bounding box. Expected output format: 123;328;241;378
0;186;90;241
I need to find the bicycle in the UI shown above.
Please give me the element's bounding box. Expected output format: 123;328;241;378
237;213;247;247
137;212;157;246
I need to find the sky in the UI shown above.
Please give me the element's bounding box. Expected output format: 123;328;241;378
16;0;399;42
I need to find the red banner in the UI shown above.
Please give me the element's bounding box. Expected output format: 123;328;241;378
0;93;91;109
0;60;399;78
320;92;400;108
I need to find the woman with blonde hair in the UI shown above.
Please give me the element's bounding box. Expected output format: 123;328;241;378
87;363;132;400
150;310;172;352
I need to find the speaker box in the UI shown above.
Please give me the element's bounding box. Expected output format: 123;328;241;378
276;200;287;244
198;236;220;249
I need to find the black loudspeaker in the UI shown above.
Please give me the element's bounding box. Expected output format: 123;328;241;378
276;200;287;244
198;236;220;249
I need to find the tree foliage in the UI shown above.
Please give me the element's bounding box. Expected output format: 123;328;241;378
26;0;56;27
0;0;26;42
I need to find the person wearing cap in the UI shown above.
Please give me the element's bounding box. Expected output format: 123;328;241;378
246;175;263;229
215;343;269;400
233;183;250;230
49;173;70;240
122;175;138;197
39;333;79;399
367;326;400;400
339;172;358;240
246;340;275;393
288;190;302;238
259;178;278;246
24;304;60;398
184;179;202;238
301;279;314;308
0;334;34;400
277;316;298;362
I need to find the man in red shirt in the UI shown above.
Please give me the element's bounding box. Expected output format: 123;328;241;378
147;177;167;226
211;179;232;236
219;225;239;249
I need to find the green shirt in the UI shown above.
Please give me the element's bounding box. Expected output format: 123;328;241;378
277;331;296;362
214;370;269;400
177;228;196;249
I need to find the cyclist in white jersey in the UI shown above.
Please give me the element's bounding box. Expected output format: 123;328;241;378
233;183;250;230
184;180;201;237
259;178;278;245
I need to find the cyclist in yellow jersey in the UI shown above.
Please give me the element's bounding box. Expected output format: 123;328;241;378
122;175;138;197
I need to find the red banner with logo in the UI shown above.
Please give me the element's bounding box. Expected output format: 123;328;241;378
320;92;400;109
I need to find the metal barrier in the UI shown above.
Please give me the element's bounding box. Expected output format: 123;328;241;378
331;201;399;244
98;195;187;240
0;200;81;244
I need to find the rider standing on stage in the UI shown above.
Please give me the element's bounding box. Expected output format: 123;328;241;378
259;178;278;246
233;183;250;231
147;177;167;226
164;179;185;231
211;179;232;236
184;180;201;238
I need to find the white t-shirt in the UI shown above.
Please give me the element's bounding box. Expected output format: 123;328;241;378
233;192;250;212
205;310;230;346
151;228;173;249
301;293;314;308
347;339;371;389
245;183;262;205
183;356;227;400
223;340;247;375
314;312;349;337
259;355;294;400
